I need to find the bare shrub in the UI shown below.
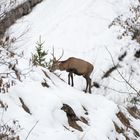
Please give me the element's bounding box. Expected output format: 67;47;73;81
109;3;140;43
102;65;119;79
0;100;20;140
0;34;31;93
105;47;140;105
0;120;21;140
0;0;17;20
118;51;127;61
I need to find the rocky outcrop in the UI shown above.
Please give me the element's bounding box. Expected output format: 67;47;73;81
0;0;43;39
61;104;89;131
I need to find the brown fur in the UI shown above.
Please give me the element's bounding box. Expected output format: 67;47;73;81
60;57;93;75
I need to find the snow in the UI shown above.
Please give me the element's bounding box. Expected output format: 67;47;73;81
2;68;118;140
1;0;140;140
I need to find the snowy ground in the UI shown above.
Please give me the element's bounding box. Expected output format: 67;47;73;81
0;0;140;139
1;68;118;140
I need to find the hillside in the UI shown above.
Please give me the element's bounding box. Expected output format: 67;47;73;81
0;0;140;140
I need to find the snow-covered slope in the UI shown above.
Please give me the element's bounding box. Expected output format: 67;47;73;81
7;0;140;102
1;68;118;140
1;0;140;139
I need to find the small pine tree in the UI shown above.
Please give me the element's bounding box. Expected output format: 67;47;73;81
32;37;48;67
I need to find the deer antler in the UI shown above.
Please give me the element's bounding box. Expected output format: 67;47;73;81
51;46;56;61
57;49;64;61
51;47;64;61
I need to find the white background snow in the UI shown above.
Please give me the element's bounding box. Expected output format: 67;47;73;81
0;0;140;140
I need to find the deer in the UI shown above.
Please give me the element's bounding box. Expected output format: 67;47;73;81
49;49;94;93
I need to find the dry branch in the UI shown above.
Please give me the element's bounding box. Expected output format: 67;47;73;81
105;47;140;96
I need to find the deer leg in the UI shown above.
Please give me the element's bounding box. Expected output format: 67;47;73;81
71;73;74;87
84;76;91;93
88;77;92;93
84;77;88;93
68;73;71;85
68;72;74;87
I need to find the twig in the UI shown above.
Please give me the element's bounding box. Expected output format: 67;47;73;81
42;69;56;85
25;120;39;140
105;47;140;96
101;84;135;94
1;108;5;123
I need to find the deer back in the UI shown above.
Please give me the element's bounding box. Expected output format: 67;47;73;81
59;57;93;76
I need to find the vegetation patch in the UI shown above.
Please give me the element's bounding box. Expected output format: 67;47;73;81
109;4;140;43
41;79;49;88
92;81;100;88
134;49;140;58
113;121;124;134
116;111;130;127
0;100;8;109
32;37;48;67
102;65;119;79
127;106;140;119
19;97;31;115
118;51;127;61
0;101;21;140
115;111;140;139
82;105;88;115
0;122;20;140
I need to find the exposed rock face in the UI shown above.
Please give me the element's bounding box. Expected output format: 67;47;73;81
61;103;89;131
0;0;43;39
113;109;140;140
